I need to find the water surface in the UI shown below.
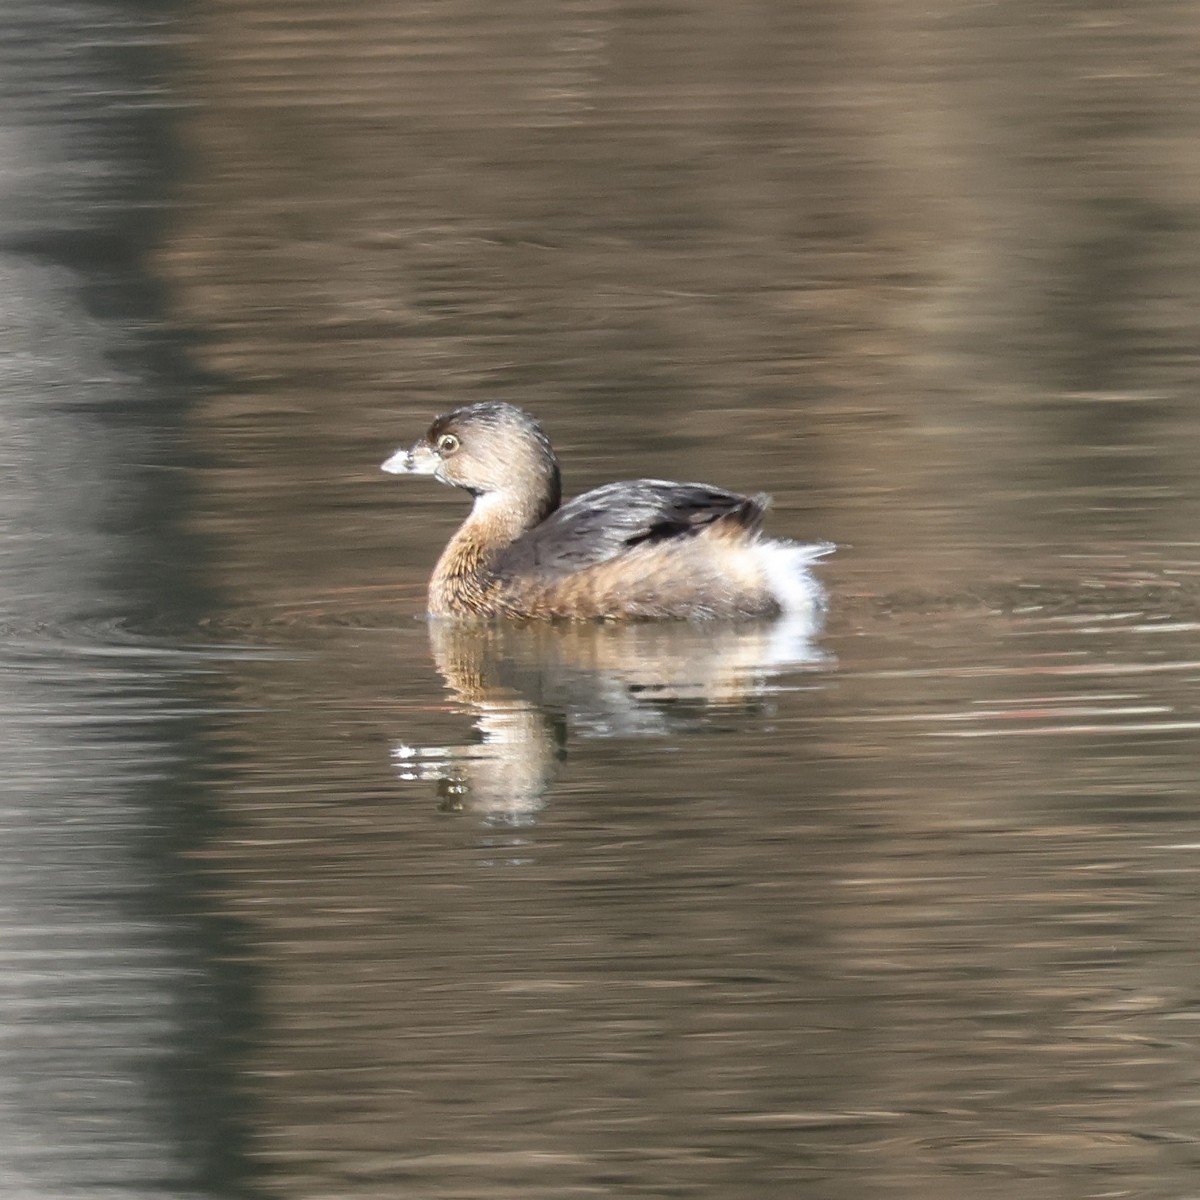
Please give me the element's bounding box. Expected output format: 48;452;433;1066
4;2;1200;1198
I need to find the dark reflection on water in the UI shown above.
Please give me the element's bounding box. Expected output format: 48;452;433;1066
8;0;1200;1198
0;2;254;1196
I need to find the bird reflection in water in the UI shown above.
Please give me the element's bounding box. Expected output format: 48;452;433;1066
392;614;828;822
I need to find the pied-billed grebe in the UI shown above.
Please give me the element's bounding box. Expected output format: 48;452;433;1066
381;402;832;620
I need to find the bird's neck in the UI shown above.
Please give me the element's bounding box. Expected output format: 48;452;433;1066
428;489;552;616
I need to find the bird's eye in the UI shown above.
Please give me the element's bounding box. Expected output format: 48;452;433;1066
437;433;460;455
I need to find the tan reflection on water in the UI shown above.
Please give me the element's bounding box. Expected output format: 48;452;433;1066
159;0;1200;609
199;600;1200;1199
157;1;1200;1196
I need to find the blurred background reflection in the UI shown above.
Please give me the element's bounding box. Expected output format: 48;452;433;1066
2;1;1199;1197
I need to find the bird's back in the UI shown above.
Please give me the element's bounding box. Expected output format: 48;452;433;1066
496;479;768;578
488;479;810;620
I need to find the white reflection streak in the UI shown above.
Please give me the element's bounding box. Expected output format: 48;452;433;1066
393;699;558;824
937;720;1200;737
863;661;1200;679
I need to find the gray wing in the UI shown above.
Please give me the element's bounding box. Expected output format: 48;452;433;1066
496;479;767;580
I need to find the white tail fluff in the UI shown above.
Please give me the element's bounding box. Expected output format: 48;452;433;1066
754;539;835;616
